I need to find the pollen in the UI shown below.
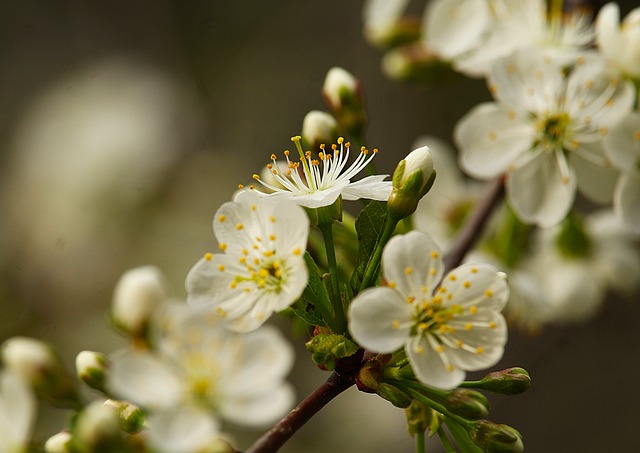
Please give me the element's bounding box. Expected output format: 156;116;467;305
204;253;213;261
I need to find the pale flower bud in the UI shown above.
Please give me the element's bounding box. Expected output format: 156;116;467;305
44;431;73;453
388;146;436;219
322;67;358;111
104;399;145;434
111;266;169;340
1;336;79;408
76;350;109;393
74;400;122;451
301;110;338;149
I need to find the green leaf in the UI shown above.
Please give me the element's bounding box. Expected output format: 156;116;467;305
305;333;359;371
350;201;388;292
289;252;334;330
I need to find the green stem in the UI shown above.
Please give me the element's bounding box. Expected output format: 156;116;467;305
359;212;401;291
438;428;457;453
318;220;347;334
415;430;426;453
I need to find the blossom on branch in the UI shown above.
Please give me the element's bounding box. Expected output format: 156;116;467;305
455;48;634;227
348;231;508;390
186;191;309;332
248;136;391;209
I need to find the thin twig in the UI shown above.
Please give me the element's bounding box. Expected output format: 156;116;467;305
246;371;355;453
442;176;505;273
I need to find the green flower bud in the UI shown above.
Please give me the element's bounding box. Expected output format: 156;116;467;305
470;420;524;453
445;389;490;420
305;333;359;372
74;400;124;453
1;336;80;408
104;399;145;434
44;431;73;453
376;383;412;409
478;367;531;395
388;146;436;219
301;110;338;150
76;350;109;394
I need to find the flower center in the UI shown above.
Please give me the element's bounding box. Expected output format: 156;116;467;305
536;112;572;150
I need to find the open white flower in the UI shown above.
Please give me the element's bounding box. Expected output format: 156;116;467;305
248;136;392;209
348;231;508;390
109;304;295;428
596;3;640;79
455;48;634;226
186;191;309;332
603;111;640;233
0;370;36;453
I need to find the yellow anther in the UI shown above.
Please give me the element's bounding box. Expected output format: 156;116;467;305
436;345;445;353
256;311;264;320
230;280;237;289
258;269;269;277
430;268;437;276
469;305;478;314
204;253;213;261
284;150;290;156
345;141;351;148
319;143;326;150
373;148;378;154
470;267;478;273
438;287;447;293
432;295;442;305
456;340;463;347
405;266;413;275
270;153;277;160
237;184;244;189
431;251;439;259
448;274;457;281
387;281;396;288
215;307;228;317
418;322;429;331
293;248;301;256
269;215;276;223
337;137;344;144
217;264;225;272
485;289;493;298
242;248;249;255
392;320;401;329
463;281;471;288
236;223;244;230
489;321;497;329
406;296;415;304
476;347;485;354
218;214;226;223
263;250;274;257
464;323;473;331
488;131;497;141
251;204;257;211
257;279;266;288
291;135;302;143
249;184;255;190
269;234;276;241
239;256;246;264
446;364;455;372
252;174;260;180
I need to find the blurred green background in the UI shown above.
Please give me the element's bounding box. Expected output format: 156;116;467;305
1;1;639;451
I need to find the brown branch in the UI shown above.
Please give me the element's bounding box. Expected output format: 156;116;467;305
443;176;505;273
246;371;355;453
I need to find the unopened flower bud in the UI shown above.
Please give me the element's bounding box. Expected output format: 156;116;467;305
477;367;531;395
322;67;367;138
405;399;437;436
445;389;490;420
104;399;145;434
376;383;412;408
388;146;436;219
1;336;79;408
301;110;338;150
44;431;73;453
382;44;454;85
470;420;524;453
76;350;109;393
112;266;169;341
74;400;123;452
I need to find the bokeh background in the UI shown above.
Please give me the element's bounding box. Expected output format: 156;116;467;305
1;1;639;451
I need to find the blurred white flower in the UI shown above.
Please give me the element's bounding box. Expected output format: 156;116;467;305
596;3;640;79
424;0;593;77
516;210;640;324
146;406;222;453
186;191;309;332
301;110;338;148
109;304;295;428
362;0;412;44
249;136;391;209
603;111;640;233
349;231;508;390
455;49;634;227
0;370;36;453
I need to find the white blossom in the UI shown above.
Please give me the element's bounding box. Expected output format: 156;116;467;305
603;111;640;233
348;231;508;390
109;304;295;428
249;136;391;209
596;3;640;79
186;191;309;332
455;48;634;227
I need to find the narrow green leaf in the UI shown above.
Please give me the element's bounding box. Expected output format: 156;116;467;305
350;201;388;292
289;252;335;330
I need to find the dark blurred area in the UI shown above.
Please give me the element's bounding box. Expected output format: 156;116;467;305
1;1;639;451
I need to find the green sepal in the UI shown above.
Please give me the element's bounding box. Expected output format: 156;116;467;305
305;333;359;371
350;201;388;292
288;252;334;330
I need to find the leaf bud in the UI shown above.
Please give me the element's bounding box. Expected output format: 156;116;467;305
445;388;490;420
44;431;73;453
1;336;80;408
76;350;109;394
470;420;524;453
388;146;436;219
111;266;169;342
477;367;531;395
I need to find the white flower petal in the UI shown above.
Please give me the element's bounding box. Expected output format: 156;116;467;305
507;151;576;227
571;149;618;204
147;407;220;453
406;335;465;390
341;174;392;201
603;112;640;171
440;263;509;311
382;231;443;297
445;313;507;370
108;350;183;410
0;371;35;449
220;383;295;428
455;103;536;178
614;173;640;234
348;286;413;353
